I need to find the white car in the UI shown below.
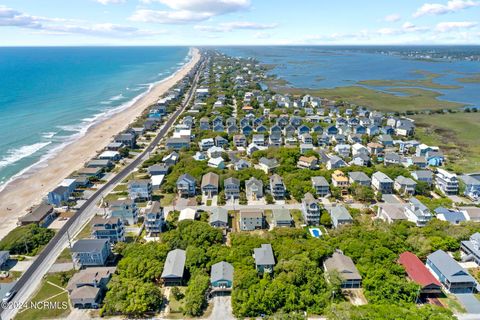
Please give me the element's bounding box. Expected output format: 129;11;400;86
2;290;17;303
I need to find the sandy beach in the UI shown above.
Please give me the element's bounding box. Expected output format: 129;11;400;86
0;48;200;240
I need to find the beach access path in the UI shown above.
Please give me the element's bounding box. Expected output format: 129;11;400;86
0;48;201;241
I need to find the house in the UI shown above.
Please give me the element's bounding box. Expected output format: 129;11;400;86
351;143;369;157
224;177;240;199
394;176;417;195
324;251;362;289
398;252;442;295
426;250;477;293
144;201;165;235
459;175;480;201
18;202;56;227
67;267;116;309
311;176;329;197
269;133;282;147
404;198;432;227
233;134;247;147
384;153;401;166
239;209;264;231
348;172;371;187
326;155;346;170
161;249;186;286
48;185;71;207
435;169;458;195
209;208;228;228
259;157;279;174
87;159;113;169
301;193;321;225
377;204;407;223
163;151;179;166
461;207;480;222
71;239;111;268
300;143;314;154
148;164;170;176
334;144;351;158
211;261;234;290
166;137;190;150
435;207;467;225
91;217;125;243
208;157;225;169
252;134;265;146
128;179;152;202
332;170;349;195
412;170;434;185
109;199;138;226
253;244;275;274
372;172;394;194
300;133;313;144
297;156;318;170
234;159;251;170
115;133;136;148
329;206;353;228
215;136;229;148
201;172;219;197
269;174;286;199
176;174;196;197
272;209;292;227
426;151;444;167
98;151;121;162
242;125;253;136
461;233;480;265
179;208;197;221
207;146;224;159
199;138;215;151
246;177;263;200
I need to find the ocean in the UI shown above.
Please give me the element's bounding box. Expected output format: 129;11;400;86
0;46;191;188
219;46;480;108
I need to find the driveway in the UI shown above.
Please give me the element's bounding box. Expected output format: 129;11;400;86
456;294;480;314
209;296;234;320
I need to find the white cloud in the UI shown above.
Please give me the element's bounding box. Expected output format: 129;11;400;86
95;0;125;4
0;5;163;37
194;21;277;32
435;21;478;31
132;0;251;24
413;0;479;17
384;13;401;22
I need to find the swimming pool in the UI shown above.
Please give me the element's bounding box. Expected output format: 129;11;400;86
309;228;322;238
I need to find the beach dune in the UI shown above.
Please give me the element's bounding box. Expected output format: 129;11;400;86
0;48;200;240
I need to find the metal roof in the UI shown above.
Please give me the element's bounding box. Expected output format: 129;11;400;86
161;249;186;279
427;250;476;284
254;244;275;266
211;261;234;283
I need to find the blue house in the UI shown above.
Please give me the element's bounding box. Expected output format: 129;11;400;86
242;125;253;136
298;125;310;135
426;151;444;166
459;175;480;201
210;261;234;290
326;125;338;135
426;250;477;293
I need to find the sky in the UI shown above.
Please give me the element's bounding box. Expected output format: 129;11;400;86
0;0;480;46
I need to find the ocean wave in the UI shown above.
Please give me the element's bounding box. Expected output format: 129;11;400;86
42;132;57;139
0;142;52;170
109;93;124;101
100;100;112;105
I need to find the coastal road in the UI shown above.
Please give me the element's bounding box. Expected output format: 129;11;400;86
0;55;204;320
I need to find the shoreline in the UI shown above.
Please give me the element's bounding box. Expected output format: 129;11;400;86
0;47;200;240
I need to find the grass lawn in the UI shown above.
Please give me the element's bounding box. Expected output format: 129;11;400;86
168;287;187;316
412;112;480;173
206;199;212;206
160;193;175;207
112;184;127;192
291;209;304;228
16;271;75;320
74;221;91;240
55;248;72;263
282;85;464;113
357;70;461;90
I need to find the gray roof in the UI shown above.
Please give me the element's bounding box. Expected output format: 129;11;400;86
395;176;416;186
329;206;353;221
19;202;54;224
71;239;108;253
161;249;186;279
201;172;219;188
211;261;234;283
372;171;393;183
427;250;476;284
272;209;292;222
254;244;275;266
312;176;329;187
324;251;362;281
224;177;240;186
348;171;371;183
177;173;195;184
246;177;263;188
412;170;433;180
210;207;228;224
260;157;279;168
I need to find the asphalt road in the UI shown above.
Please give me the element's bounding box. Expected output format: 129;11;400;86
0;57;204;320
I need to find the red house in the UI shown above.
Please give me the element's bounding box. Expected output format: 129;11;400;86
398;251;442;295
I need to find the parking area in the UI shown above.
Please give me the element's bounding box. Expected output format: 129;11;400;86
209;296;234;320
